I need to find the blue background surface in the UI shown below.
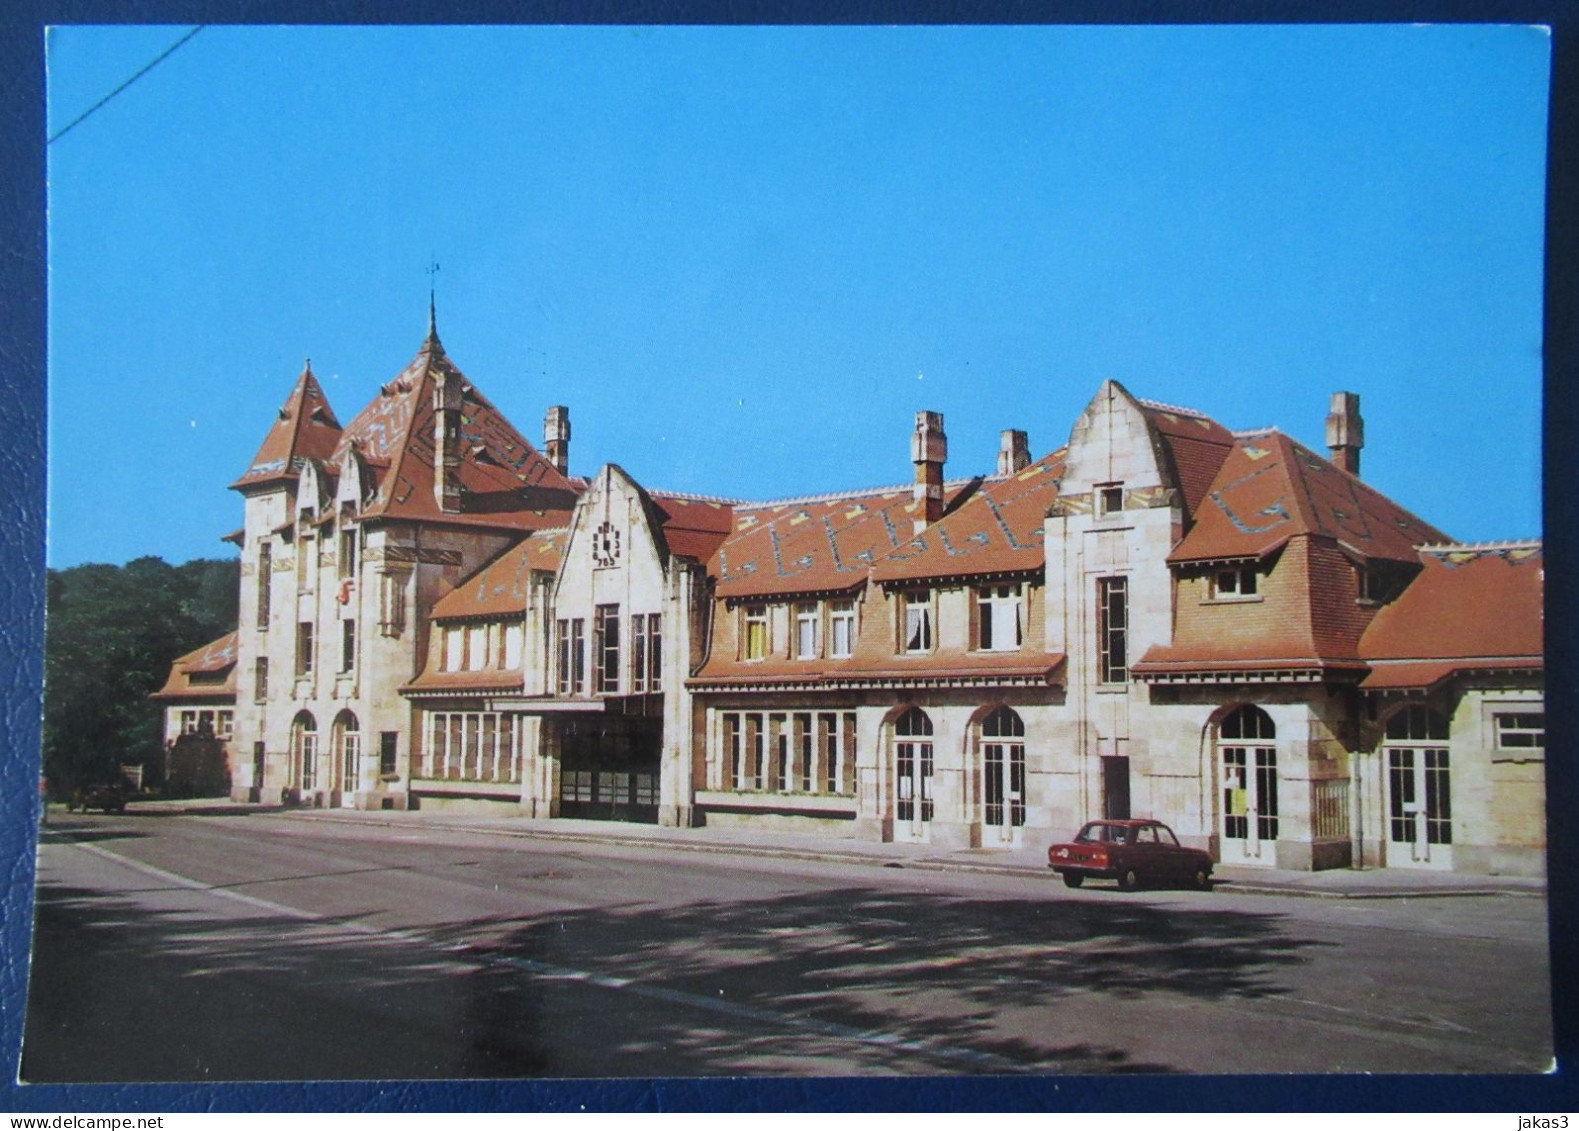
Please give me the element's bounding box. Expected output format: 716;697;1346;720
3;0;1575;1114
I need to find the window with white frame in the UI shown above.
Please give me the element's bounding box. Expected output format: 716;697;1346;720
1097;576;1128;684
903;590;933;653
1096;483;1124;517
976;583;1024;651
1212;565;1259;598
720;709;857;795
1495;712;1545;750
445;626;464;672
465;623;489;671
594;604;621;693
503;623;523;670
556;618;586;694
254;658;269;703
217;710;234;739
830;600;856;658
340;618;356;674
423;711;520;783
631;613;662;692
743;605;769;661
794;603;820;660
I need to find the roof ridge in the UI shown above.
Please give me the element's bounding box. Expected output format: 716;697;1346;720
648;490;746;505
736;476;980;512
1419;539;1542;552
1137;396;1211;418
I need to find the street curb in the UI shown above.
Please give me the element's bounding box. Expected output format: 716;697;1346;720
239;808;1546;901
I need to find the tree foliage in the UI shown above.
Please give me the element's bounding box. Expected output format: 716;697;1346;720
44;557;238;793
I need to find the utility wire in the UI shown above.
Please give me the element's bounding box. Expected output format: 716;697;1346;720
48;25;206;145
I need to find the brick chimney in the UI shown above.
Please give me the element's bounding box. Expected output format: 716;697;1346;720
997;429;1030;475
544;405;571;476
433;371;463;513
1325;391;1364;477
911;410;947;534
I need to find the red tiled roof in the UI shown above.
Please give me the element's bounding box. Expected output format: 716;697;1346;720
714;482;972;599
869;451;1065;585
401;669;525;695
1169;432;1448;564
692;650;1065;689
1360;544;1543;667
431;535;563;621
231;365;343;490
150;632;238;700
649;493;735;570
1137;402;1237;523
328;333;580;531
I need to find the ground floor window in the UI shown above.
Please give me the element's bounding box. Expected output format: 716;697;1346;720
719;710;857;794
423;711;522;782
894;707;935;826
982;706;1026;829
292;712;318;791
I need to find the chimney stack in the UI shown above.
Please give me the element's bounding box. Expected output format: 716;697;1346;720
433;371;463;513
544;405;571;476
911;410;947;534
1325;391;1364;477
997;429;1030;476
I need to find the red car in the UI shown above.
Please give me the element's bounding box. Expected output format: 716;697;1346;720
1047;819;1213;891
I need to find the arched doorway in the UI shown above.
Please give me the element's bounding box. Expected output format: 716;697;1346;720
1382;705;1452;870
333;710;360;808
893;707;934;843
981;707;1026;846
291;711;319;798
1218;705;1277;866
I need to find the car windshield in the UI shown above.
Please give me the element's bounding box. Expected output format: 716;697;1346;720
1073;823;1128;844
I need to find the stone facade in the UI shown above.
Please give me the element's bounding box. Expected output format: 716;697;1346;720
159;330;1546;877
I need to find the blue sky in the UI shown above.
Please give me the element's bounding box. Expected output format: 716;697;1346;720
45;23;1549;568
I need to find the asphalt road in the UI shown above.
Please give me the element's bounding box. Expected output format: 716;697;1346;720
21;809;1554;1080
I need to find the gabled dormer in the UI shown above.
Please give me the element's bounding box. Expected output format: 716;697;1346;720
551;465;676;698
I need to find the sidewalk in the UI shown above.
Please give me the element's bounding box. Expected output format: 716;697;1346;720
118;798;1546;901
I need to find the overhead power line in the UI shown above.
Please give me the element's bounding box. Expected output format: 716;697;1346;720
48;25;206;145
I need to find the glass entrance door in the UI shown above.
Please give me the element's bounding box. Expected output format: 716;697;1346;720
894;708;934;843
1387;747;1453;869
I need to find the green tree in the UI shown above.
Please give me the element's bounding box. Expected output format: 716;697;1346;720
43;556;238;795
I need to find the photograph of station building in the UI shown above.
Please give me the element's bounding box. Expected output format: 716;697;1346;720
154;313;1546;876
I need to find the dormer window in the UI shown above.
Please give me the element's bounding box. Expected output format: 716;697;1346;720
1212;565;1259;599
976;583;1024;651
743;605;769;661
1096;484;1124;518
794;603;820;660
903;590;934;653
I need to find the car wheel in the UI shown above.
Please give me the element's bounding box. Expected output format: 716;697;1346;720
1118;868;1140;892
1192;868;1211;891
1062;872;1084;889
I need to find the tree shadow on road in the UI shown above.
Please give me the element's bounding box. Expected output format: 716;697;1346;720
23;872;1331;1081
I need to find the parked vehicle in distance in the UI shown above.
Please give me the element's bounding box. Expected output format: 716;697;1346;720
70;780;131;814
1047;819;1213;891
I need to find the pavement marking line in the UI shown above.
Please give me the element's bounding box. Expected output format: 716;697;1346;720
59;838;1036;1074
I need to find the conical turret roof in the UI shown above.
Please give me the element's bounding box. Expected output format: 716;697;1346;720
230;362;343;491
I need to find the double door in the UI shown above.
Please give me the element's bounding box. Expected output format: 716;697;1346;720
1221;745;1278;866
1387;746;1453;869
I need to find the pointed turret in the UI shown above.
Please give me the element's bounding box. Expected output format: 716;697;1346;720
230;360;343;491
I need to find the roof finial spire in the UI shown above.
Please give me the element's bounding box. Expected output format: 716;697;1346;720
426;256;441;346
